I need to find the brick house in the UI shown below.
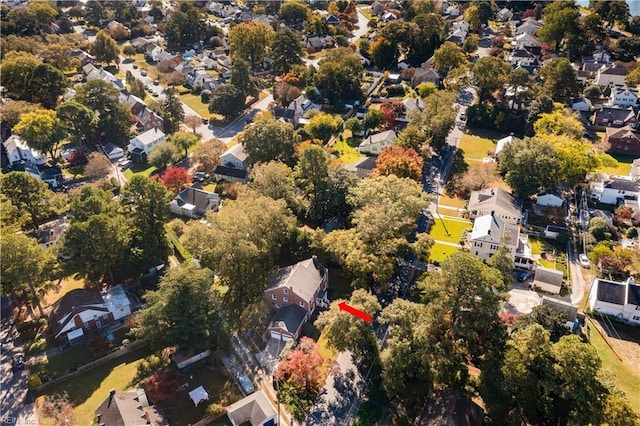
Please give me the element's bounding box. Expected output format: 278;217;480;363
264;257;329;341
591;107;638;129
605;126;640;156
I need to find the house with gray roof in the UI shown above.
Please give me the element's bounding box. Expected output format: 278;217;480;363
467;187;522;225
83;63;125;91
468;212;530;266
592;107;638;129
226;390;277;426
532;266;564;295
541;296;578;324
589;278;640;324
95;388;167;426
264;257;329;341
358;130;397;155
169;186;221;218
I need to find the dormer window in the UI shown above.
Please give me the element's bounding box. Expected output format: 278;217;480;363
283;288;289;295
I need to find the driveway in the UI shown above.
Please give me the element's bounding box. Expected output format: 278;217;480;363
568;249;589;305
1;323;39;426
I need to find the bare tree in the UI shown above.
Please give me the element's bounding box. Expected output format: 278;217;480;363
183;114;201;133
84;152;112;178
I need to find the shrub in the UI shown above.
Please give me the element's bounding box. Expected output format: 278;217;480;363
28;374;42;390
26;337;47;356
627;227;638;238
206;403;226;418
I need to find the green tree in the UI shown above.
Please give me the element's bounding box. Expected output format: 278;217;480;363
472;56;512;102
462;33;479;54
168;131;199;158
122;44;137;58
228;22;275;68
590;0;629;28
242;117;299;165
315;289;381;366
128;77;146;100
498;137;559;198
0;100;40;129
343;117;363;134
14;109;65;160
626;67;640;85
408;91;457;150
56;101;96;144
248;161;297;208
278;1;309;25
30;63;68;109
163;4;204;49
148;142;179;170
271;28;304;74
74;80;132;145
304;112;339;143
1;233;56;318
160;89;185;134
314;48;364;103
538;1;581;54
396;125;427;152
581;13;606;44
136;265;224;351
555;139;599;186
534;110;584;140
90;30;119;65
230;57;257;100
364;109;384;130
538;57;579;104
208;84;245;120
486;243;515;288
295;145;330;221
0;51;40;102
369;37;396;69
514;305;570;343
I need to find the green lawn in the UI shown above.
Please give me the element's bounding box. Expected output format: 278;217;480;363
438;193;467;208
37;346;154;426
587;318;640;415
44;275;85;307
40;346;94;379
179;93;211;118
333;139;365;165
458;133;497;161
428;217;472;244
429;242;460;263
123;162;157;179
528;236;567;273
596;153;636;176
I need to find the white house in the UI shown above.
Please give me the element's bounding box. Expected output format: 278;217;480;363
589;278;640;324
358;130;397;155
571;97;593;112
536;192;564;208
495;135;516;156
226;390;277;426
590;177;640;208
102;142;124;161
468;213;532;267
128;128;166;157
607;85;638;108
595;64;628;87
169;186;221;218
592;47;612;64
515;18;542;36
532;266;564;295
468;187;522;225
508;49;537;66
288;92;321;122
514;32;541;49
3;134;46;165
496;7;513;21
220;143;248;169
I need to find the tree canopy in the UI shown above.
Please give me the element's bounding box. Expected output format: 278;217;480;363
242;117;299;166
228;22;275;68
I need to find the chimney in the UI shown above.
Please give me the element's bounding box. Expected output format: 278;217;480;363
108;389;116;407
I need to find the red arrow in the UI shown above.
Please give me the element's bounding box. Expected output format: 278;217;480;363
338;302;373;323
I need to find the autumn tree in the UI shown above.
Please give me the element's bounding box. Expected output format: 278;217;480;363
304;112;340;142
191;139;226;174
0;100;40;129
90;30;119;65
148;142;179;171
242;117;299;165
14;109;65;160
160;166;191;194
40;393;75;426
276;337;324;421
168;131;199;158
145;370;184;407
136;265;224;351
447;161;498;198
84;152;112;179
374;146;423;181
228;22;275;68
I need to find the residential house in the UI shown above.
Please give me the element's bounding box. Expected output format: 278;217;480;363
629;158;640;182
515;18;542;36
169;186;221;218
131;37;153;53
495;135;516;156
571;97;592;112
69;49;95;66
607;85;638;108
119;93;146;116
13;163;63;188
541;297;579;329
103;143;124;161
208;1;239;18
3;134;46;165
353;156;377;179
305;35;333;50
415;391;484;426
605;126;640;156
358;130;397;155
402;97;424;115
589;177;640;208
496;7;513;21
595;64;628;87
264;257;329;341
468;213;527;265
577;61;602;83
447;28;467;45
593;47;612;63
326;14;340;25
273;107;296;124
531;266;564;295
589;278;640;324
213;165;248;183
220;143;248;169
128;128;166;162
50;285;133;343
36;218;68;249
288;92;321;124
145;43;171;62
508;49;537;66
83;63;125;91
411;67;440;87
135;108;164;132
467;187;522;225
94;388;167;426
186;70;219;90
514;32;542;50
382;10;399;22
536;192;564;208
443;4;460;18
591;107;638;129
226;390;277;426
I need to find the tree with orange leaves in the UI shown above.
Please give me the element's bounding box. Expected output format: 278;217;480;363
374;146;423;181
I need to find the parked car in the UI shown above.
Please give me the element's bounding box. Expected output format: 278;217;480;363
12;354;24;371
517;270;534;282
193;172;210;182
153;79;159;85
579;254;590;268
141;69;147;76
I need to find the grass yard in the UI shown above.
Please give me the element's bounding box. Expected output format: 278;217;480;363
37;346;154;426
458;133;497;161
528;236;567;274
123;162;157;180
596;153;636;176
38;345;94;380
428;217;472;244
201;183;217;192
44;275;85;307
179;93;211;118
587;318;640;415
333;139;365;165
437;193;466;208
429;242;459;263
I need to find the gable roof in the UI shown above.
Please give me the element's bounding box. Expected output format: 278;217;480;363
226;390;276;426
51;288;104;322
595;279;626;305
214;165;248;179
605;126;640;141
594;107;637;124
355;156;377;171
470;213;502;242
267;257;326;302
221;143;247;163
495;135;516;155
599;64;628;76
604;179;640;192
174;186;221;212
533;266;563;288
95;388;166;426
541;296;578;322
360;130;397;148
133;128;165;146
628;282;640;306
269;304;307;335
468;187;520;217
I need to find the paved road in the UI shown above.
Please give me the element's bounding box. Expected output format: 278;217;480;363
1;323;39;426
349;8;370;44
568;248;589;305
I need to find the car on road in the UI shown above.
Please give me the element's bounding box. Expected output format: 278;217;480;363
459;112;466;122
12;354;24;371
193;172;209;182
579;254;590;268
152;91;159;97
141;69;147;76
517;270;534;282
153;79;159;85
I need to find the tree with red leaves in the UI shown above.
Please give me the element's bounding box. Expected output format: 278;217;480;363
145;370;183;407
379;101;405;130
374;146;424;181
276;337;324;421
160;167;191;194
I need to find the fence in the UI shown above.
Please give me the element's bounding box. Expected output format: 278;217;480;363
36;339;148;393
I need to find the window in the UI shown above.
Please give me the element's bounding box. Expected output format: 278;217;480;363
283;297;288;303
299;301;305;308
283;288;289;295
271;294;277;300
633;316;640;321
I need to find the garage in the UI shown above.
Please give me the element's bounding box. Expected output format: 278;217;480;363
270;330;292;341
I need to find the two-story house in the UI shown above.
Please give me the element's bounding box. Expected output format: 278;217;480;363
607;85;638;108
508;49;537;66
128;128;166;162
467;187;522;225
595;64;629;87
591;107;638;129
589;278;640;324
358;130;397;155
169;186;221;218
220;143;248;169
264;257;329;341
3;134;46;165
604;126;640;156
468;213;531;269
590;176;640;208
